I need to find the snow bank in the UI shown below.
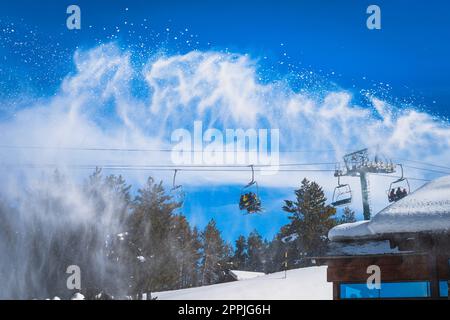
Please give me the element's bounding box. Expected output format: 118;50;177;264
329;175;450;241
154;266;331;300
70;292;85;300
328;220;374;241
229;270;265;281
327;240;405;256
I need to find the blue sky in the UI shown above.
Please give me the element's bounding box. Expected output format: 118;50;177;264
1;0;450;243
2;0;450;112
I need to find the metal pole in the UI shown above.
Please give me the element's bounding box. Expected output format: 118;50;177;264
284;251;288;279
359;171;371;220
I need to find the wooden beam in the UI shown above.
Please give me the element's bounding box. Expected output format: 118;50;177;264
327;264;430;282
428;250;439;298
333;282;340;300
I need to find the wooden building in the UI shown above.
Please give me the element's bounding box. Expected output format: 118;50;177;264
322;175;450;299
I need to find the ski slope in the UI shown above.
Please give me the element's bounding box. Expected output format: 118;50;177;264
228;270;265;281
154;266;331;300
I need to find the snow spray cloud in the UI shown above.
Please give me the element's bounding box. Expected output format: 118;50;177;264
2;44;450;185
1;43;450;297
0;170;130;299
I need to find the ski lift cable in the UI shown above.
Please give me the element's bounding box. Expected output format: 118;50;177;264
0;162;338;168
0;163;432;181
401;164;450;176
0;145;338;154
393;157;450;171
0;164;337;172
372;173;430;182
3;145;449;174
0;163;338;172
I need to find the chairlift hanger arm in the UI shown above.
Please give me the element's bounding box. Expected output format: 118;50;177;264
172;169;182;189
172;169;178;188
245;165;256;187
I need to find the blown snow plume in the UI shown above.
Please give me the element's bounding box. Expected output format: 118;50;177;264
2;44;450;179
0;170;131;299
1;44;450;298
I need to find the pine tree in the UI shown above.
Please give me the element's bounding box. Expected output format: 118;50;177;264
82;168;132;297
127;177;182;294
247;230;265;272
170;215;202;289
337;207;356;224
265;225;298;272
200;219;231;285
232;235;248;270
283;178;337;263
188;227;202;287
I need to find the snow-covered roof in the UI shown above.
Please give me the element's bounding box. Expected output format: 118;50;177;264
326;240;405;256
228;270;265;281
329;175;450;241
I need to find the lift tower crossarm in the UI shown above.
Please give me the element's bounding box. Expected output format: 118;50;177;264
336;148;395;220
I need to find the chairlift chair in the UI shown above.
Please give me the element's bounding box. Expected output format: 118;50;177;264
239;165;262;214
331;175;352;207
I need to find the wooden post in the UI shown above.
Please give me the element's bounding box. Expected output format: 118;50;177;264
447;259;450;300
429;248;439;298
333;282;340;300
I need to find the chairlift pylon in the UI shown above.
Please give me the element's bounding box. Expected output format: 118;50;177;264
331;175;352;207
387;164;410;202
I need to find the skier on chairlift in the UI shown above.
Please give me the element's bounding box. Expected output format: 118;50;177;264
239;192;261;213
395;187;403;200
248;192;261;213
392;187;407;201
401;188;408;198
389;188;396;202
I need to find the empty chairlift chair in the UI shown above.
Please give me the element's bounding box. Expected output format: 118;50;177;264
331;176;352;207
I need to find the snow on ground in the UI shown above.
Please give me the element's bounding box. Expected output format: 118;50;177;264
70;292;85;300
329;175;450;241
228;270;265;281
154;266;331;300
